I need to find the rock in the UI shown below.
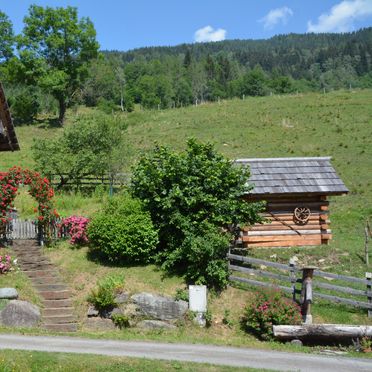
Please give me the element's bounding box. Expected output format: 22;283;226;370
0;300;40;327
87;306;99;317
318;259;325;263
84;317;116;331
121;303;141;318
193;312;206;327
131;292;188;321
0;288;18;300
115;292;129;304
100;308;113;319
290;339;303;347
137;320;176;330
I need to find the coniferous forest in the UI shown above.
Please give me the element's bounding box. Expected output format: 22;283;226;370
1;6;372;122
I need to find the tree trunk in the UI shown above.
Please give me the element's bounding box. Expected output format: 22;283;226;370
58;99;66;125
273;324;372;340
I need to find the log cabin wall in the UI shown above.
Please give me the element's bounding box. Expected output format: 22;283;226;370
242;194;331;248
235;157;348;248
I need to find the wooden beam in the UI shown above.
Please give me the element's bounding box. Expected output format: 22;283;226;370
273;324;372;340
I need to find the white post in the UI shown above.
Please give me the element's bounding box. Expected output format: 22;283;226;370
189;285;207;327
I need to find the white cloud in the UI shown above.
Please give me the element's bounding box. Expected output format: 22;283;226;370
194;26;227;42
259;6;293;29
307;0;372;33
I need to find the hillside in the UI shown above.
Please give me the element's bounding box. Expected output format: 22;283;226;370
106;28;372;79
2;90;371;251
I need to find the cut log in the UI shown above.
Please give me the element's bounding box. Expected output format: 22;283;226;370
273;324;372;340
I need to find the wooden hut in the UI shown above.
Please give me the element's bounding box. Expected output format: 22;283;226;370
236;157;348;248
0;82;19;152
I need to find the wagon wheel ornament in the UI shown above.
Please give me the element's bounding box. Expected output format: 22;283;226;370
294;207;311;225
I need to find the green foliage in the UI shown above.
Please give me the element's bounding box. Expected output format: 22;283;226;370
0;11;14;62
8;87;39;123
16;5;99;122
243;289;302;340
131;139;263;289
88;273;124;311
87;194;158;263
111;313;130;329
205;309;213;328
222;309;234;327
174;288;189;302
32;112;124;186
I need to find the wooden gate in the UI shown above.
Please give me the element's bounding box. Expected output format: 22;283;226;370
7;219;38;240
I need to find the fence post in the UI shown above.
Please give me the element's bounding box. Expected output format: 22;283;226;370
289;258;297;302
366;272;372;318
300;266;316;324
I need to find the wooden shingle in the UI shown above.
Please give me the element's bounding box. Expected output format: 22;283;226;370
235;157;348;196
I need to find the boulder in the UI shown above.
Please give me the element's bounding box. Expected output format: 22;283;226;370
84;317;116;331
131;292;188;321
0;288;18;300
137;320;176;330
87;305;99;317
115;292;129;304
0;300;40;327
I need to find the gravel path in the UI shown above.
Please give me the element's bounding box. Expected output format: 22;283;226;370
1;334;372;371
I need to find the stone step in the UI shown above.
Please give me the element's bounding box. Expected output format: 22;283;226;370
30;276;62;285
43;307;75;316
43;323;78;332
43;315;77;324
18;259;51;266
21;263;55;270
43;299;73;308
23;270;59;278
39;290;72;300
34;284;67;292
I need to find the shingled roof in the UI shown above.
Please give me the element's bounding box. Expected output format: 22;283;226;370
235;157;349;196
0;82;19;152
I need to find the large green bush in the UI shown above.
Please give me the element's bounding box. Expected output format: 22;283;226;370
87;195;158;263
131;139;263;289
243;289;302;340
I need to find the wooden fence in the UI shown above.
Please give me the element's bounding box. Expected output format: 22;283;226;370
48;173;130;189
228;253;372;318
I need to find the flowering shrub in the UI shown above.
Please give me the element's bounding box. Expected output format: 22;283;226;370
0;254;13;274
243;289;302;340
0;167;58;233
60;216;90;245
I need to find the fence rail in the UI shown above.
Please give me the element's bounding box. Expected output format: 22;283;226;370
48;173;131;188
228;252;372;317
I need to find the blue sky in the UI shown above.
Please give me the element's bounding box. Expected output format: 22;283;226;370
2;0;372;51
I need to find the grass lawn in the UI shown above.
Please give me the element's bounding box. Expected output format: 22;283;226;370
0;350;262;372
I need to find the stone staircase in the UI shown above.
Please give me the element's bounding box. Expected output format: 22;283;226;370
11;240;78;332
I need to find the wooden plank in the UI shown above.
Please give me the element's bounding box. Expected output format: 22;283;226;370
313;281;370;297
245;229;330;236
229;264;293;282
314;291;372;310
227;253;289;270
314;270;368;285
267;201;329;208
262;212;325;218
246;225;322;232
273;325;372;340
229;276;294;294
243;235;324;243
244;239;322;247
